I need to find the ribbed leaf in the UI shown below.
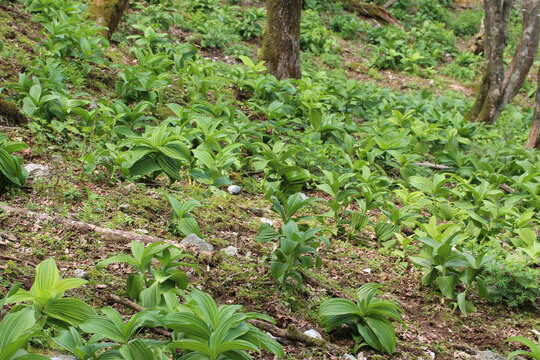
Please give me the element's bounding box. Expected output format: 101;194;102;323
365;317;396;354
44;298;95;326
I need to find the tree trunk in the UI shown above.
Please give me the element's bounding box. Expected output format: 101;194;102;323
501;0;540;104
467;0;513;123
88;0;128;39
0;99;27;126
526;69;540;149
262;0;302;80
468;0;540;124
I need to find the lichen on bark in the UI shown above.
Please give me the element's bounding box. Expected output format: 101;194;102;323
0;99;27;126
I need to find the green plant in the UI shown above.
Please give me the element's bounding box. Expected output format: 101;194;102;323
79;307;152;345
409;218;465;299
269;221;325;286
97;241;195;304
484;261;540;308
165;289;284;359
317;170;358;227
0;135;27;192
119;124;192;182
511;228;540;263
319;283;403;354
507;332;540;360
5;258;94;326
53;327;112;360
0;308;48;360
190;143;243;186
166;195;202;237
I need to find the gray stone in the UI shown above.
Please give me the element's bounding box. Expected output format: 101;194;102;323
180;234;214;252
220;246;238;256
227;185;241;195
24;163;50;178
50;354;76;360
474;351;506;360
303;329;323;340
73;269;88;280
260;217;274;226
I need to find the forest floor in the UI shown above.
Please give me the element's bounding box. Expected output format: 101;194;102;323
0;1;539;359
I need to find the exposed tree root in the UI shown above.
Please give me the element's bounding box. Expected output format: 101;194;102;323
338;0;402;27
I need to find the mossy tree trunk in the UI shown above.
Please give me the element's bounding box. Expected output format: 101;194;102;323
526;68;540;149
468;0;540;124
262;0;302;80
88;0;128;39
0;99;27;126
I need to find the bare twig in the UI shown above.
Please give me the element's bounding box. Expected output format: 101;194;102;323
500;184;516;193
0;253;36;267
107;294;173;337
383;0;399;8
414;162;452;170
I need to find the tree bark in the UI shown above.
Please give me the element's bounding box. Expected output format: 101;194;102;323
501;0;540;104
262;0;302;80
0;99;27;126
526;69;540;149
468;0;540;124
468;0;513;124
88;0;128;39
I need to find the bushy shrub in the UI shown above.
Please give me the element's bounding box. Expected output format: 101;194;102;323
485;261;540;308
448;9;483;36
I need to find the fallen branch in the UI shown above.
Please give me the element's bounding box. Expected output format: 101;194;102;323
107;294;173;337
108;294;342;352
0;204;175;245
0;254;36;267
414;162;452;170
383;0;399;8
249;319;341;352
338;0;402;27
500;184;516;193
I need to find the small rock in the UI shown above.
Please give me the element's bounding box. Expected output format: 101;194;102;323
24;163;50;178
342;355;356;360
227;185;241;195
73;269;88;280
220;246;238;256
260;217;274;226
50;355;76;360
303;329;323;340
474;351;507;360
426;350;436;360
362;268;372;274
95;284;107;289
51;154;63;163
299;192;309;201
180;234;214;252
